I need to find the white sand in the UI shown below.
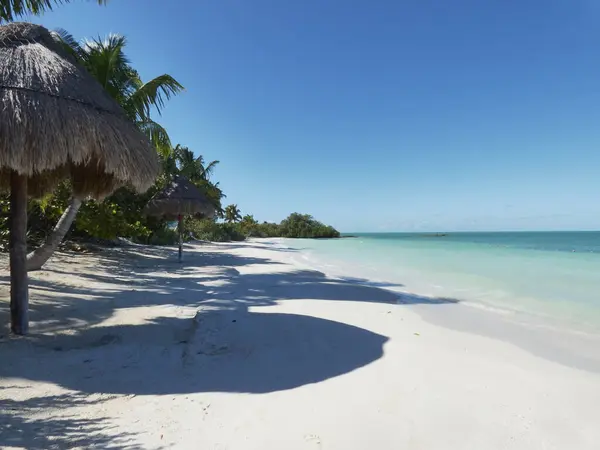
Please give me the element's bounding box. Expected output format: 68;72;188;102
1;240;599;449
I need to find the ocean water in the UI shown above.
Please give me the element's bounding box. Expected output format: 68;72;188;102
281;232;600;334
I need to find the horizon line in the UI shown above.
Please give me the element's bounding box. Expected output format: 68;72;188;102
340;229;600;234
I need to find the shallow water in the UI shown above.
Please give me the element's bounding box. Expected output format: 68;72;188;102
281;232;600;334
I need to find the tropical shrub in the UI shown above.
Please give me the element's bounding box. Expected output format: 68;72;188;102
187;219;245;242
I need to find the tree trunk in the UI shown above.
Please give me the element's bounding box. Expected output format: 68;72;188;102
178;214;183;263
26;197;82;272
10;171;28;335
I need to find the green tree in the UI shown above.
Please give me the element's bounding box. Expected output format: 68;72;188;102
279;213;340;238
0;0;106;22
239;214;258;236
26;31;184;270
173;145;220;182
255;221;281;238
187;219;245;243
224;204;242;224
240;214;257;227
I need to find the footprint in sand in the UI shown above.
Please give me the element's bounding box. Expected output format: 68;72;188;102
303;434;323;448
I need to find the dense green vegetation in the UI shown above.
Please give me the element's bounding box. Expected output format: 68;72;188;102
188;212;340;242
1;173;339;253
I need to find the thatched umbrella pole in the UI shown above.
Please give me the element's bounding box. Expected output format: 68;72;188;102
9;171;28;334
177;214;183;262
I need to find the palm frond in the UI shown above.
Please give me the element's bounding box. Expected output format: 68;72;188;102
1;0;108;22
126;74;184;120
80;34;130;95
174;146;213;182
175;146;195;167
136;119;172;158
200;160;220;180
35;192;54;213
51;27;84;60
161;154;179;177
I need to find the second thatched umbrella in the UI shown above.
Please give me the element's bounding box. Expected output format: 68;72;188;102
146;175;216;262
0;23;160;334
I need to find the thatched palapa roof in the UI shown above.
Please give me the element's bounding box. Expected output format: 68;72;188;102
0;22;160;198
146;175;216;219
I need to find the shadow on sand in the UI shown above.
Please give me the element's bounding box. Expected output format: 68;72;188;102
0;392;141;450
0;244;458;447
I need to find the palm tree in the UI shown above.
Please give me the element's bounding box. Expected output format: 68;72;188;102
224;204;242;224
239;214;258;235
26;31;184;271
201;180;226;218
1;0;107;22
241;214;257;226
174;145;220;183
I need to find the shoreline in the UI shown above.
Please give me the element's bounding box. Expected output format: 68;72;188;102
1;240;599;449
277;236;600;330
273;237;600;374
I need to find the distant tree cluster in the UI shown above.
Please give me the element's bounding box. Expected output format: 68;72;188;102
278;213;340;238
187;210;340;242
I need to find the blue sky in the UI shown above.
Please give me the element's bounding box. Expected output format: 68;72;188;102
33;0;600;232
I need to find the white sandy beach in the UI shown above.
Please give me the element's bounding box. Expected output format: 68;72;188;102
1;240;599;449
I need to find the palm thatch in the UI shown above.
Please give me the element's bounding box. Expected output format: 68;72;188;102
0;22;159;199
146;175;216;219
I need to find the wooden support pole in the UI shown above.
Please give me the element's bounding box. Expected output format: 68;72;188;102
9;171;29;335
178;214;183;263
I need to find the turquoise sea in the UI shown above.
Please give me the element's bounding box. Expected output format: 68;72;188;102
282;232;600;334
